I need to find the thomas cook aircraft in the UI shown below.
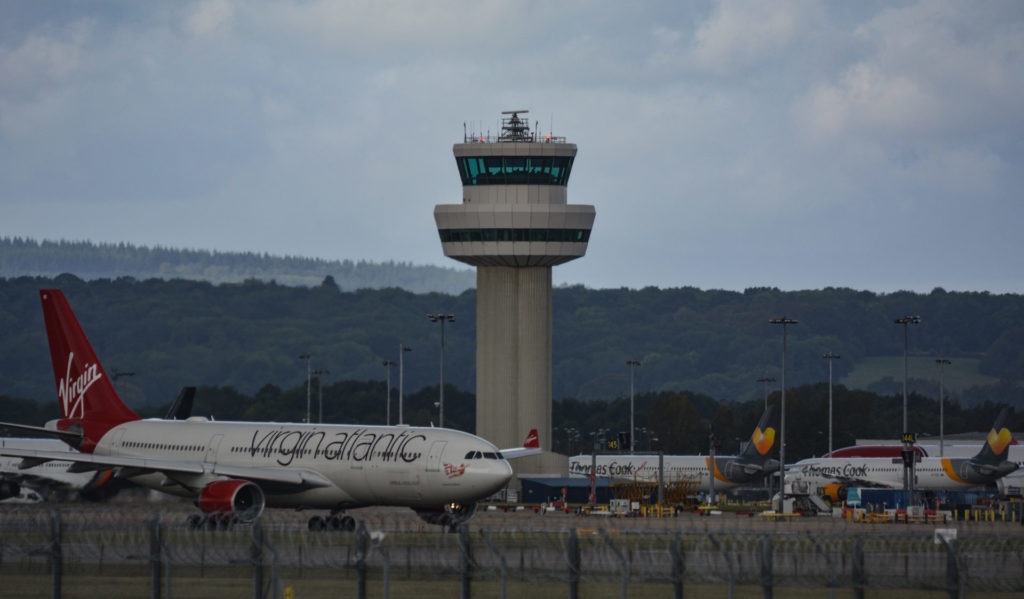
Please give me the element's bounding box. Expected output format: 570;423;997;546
567;406;779;492
788;409;1018;491
0;290;540;530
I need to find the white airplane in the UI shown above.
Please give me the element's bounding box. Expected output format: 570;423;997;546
788;409;1018;492
567;406;779;492
0;289;540;530
823;438;1024;497
0;437;119;501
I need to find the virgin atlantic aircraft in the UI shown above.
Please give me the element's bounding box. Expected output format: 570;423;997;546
0;290;540;530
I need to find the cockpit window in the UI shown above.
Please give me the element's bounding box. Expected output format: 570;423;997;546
483;452;500;459
464;451;485;459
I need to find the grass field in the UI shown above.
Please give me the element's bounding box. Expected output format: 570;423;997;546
7;574;1024;599
841;356;999;395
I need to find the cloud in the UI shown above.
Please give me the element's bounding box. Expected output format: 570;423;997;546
690;0;808;74
1;1;1022;293
185;0;236;38
798;1;1024;146
0;19;90;99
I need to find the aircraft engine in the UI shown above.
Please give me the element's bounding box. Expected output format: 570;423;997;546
197;479;265;523
414;502;478;529
0;480;21;501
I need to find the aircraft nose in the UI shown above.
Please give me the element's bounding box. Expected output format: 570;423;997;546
490;459;513;483
480;459;514;493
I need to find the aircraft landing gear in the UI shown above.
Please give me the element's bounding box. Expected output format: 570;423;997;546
187;513;235;531
308;513;356;532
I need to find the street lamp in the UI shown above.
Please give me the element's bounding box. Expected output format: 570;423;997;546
894;316;921;436
822;352;840;457
626;360;641;454
756;376;777;497
427;314;455;428
936;358;951;458
756;376;776;411
111;368;136;381
298;352;312;423
565;427;579;455
398;344;412;425
895;316;920;496
111;368;135;392
382;360;396;425
312;369;330;424
770;317;797;513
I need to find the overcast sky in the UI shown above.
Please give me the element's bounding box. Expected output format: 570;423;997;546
2;1;1022;293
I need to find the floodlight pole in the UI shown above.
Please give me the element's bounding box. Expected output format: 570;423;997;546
936;358;951;458
398;344;412;425
312;369;330;424
895;316;921;499
428;314;455;428
756;376;776;411
298;353;312;424
823;353;840;457
382;360;396;425
770;317;797;513
626;360;641;454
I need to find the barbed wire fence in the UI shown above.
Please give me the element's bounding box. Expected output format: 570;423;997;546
1;507;1023;599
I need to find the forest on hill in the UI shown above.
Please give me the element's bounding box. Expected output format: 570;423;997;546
0;237;475;294
1;275;1022;414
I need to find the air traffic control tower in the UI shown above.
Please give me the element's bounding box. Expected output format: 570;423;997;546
434;111;595;476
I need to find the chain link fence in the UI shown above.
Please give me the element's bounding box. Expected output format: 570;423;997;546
1;505;1023;598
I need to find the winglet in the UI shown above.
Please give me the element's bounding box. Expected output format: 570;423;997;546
739;405;777;460
500;429;544;460
972;408;1014;465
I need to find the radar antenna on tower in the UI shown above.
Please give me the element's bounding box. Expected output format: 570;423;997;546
499;110;533;142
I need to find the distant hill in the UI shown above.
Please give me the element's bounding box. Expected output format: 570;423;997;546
1;276;1022;411
0;237;475;294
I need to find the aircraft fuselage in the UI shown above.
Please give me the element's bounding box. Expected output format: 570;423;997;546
97;419;513;510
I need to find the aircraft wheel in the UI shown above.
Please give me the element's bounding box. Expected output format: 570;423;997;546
187;514;202;530
340;515;356;532
308;516;326;532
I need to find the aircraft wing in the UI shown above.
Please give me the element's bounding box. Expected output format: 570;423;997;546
1;471;76;492
0;421;81;443
499;428;543;460
0;447;332;490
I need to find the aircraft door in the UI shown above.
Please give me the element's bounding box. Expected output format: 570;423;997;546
204;434;223;464
108;428;126;450
427;441;447;472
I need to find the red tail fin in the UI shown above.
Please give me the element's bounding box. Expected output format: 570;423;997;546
40;290;139;452
524;429;539;449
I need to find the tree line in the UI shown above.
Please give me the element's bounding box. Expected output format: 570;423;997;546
0;275;1022;411
0;237;475;294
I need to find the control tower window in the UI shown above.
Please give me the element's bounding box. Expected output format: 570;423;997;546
438;229;591;243
457;156;574;186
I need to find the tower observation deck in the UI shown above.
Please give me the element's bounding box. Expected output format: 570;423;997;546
434;111;596;478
